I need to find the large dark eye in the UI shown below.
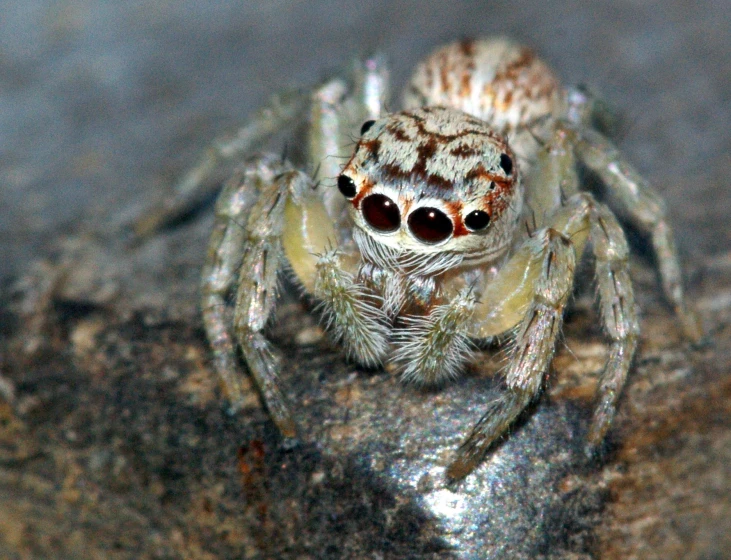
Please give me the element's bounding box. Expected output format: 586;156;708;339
464;210;491;231
499;153;513;175
408;207;453;244
360;120;376;135
362;193;400;232
337;174;357;198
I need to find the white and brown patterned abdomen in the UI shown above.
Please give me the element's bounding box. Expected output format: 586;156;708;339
403;38;566;143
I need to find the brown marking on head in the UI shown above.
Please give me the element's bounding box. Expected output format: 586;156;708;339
399;110;496;143
464;163;516;216
481;185;512;216
385;124;411;143
450;143;483;158
380;162;454;191
400;197;414;217
414;136;438;169
444;200;469;237
464;163;509;185
350;176;375;209
359;138;381;162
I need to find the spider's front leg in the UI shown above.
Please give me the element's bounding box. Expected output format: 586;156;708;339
201;157;297;435
447;228;576;480
202;157;340;437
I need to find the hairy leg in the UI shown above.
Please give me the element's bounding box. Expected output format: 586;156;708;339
391;288;477;384
449;227;576;480
452;189;639;478
567;123;701;341
134;90;309;238
200;54;389;433
524;125;580;229
201;155;284;415
314;250;390;367
202;156;324;437
551;193;639;452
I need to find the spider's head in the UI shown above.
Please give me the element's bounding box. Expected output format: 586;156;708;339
338;106;522;264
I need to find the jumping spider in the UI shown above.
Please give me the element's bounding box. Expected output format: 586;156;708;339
156;38;700;480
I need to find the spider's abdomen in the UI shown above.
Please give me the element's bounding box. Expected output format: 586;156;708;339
403;38;566;137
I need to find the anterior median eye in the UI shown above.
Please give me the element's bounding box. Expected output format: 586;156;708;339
337;174;357;198
408;207;453;244
362;193;401;232
464;209;491;231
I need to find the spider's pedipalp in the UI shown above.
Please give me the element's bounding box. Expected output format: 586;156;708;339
314;250;390;366
392;288;477;385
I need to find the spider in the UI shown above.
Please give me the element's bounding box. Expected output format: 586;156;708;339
160;38;700;481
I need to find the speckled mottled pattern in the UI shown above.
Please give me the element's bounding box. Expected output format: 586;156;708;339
404;39;565;136
344;106;521;253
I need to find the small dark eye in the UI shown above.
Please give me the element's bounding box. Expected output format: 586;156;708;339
337;174;357;198
464;210;491;231
362;193;401;232
499;153;513;175
408;207;453;244
360;120;376;135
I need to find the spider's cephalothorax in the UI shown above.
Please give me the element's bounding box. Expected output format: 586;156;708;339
322;106;524;379
159;37;703;481
342;106;522;261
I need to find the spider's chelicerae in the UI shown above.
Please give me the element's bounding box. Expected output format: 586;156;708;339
176;38;700;480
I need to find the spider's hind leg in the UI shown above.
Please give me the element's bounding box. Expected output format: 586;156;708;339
134;90;310;238
566;85;622;139
134;51;389;239
550;193;640;453
568;123;702;341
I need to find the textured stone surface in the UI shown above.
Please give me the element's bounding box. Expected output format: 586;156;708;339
1;1;729;558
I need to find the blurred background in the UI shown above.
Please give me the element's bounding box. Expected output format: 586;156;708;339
1;0;728;287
